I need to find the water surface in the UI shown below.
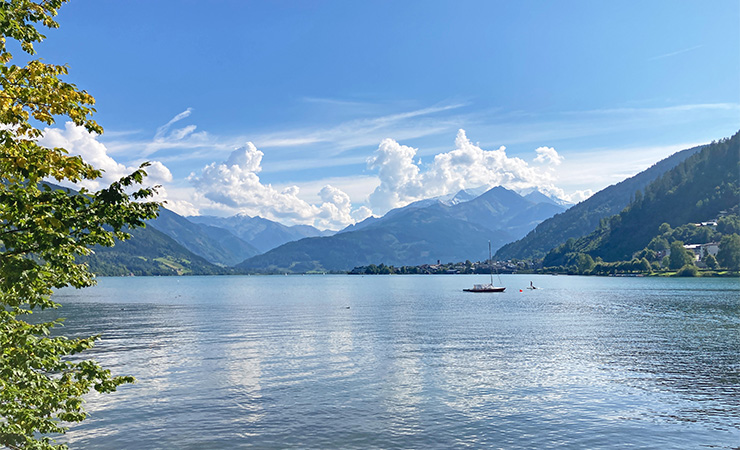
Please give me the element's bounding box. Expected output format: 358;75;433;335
47;275;740;449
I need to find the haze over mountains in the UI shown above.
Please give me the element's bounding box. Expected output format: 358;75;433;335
79;135;736;276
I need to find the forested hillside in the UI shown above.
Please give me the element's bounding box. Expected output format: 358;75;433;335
494;144;705;260
148;208;260;266
543;132;739;265
78;226;226;276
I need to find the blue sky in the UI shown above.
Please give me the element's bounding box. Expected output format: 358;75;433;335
31;0;740;229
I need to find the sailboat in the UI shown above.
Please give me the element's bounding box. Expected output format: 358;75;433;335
463;241;505;292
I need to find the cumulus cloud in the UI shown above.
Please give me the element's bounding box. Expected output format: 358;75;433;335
367;129;571;214
534;146;564;165
39;122;173;190
189;143;364;230
367;139;424;212
150;186;199;216
567;189;593;204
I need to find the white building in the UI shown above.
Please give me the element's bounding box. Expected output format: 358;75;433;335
684;242;720;262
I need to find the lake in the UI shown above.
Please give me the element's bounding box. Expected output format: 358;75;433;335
47;274;739;449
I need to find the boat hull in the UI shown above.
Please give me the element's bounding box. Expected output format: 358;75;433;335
463;287;506;293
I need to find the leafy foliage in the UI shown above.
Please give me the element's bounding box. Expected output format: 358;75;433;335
668;240;694;270
717;234;740;271
676;264;699;277
0;2;159;448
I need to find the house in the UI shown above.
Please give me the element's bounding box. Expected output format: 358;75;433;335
684;242;720;263
691;221;718;229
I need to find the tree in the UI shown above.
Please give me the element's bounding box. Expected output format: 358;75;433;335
703;253;719;270
676;264;698;277
717;215;740;235
638;257;652;273
658;222;672;235
669;241;694;270
0;2;159;449
576;253;595;274
647;236;669;252
717;234;740;271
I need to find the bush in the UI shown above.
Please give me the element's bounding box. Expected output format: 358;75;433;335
676;264;699;277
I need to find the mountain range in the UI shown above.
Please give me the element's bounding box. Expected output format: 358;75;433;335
235;186;568;273
187;214;332;253
77;134;735;276
494;143;705;261
543;131;739;265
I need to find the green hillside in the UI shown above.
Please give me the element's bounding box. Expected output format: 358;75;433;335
148;208;260;266
78;226;227;276
495;144;704;260
543;131;739;265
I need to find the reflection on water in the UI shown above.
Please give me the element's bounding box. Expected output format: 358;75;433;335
42;275;740;449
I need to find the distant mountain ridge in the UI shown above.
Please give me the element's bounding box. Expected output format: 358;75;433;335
236;186;567;273
78;226;226;276
188;214;332;253
69;137;717;276
147;208;260;266
494;143;706;261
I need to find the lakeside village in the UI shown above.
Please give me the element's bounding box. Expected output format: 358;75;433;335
350;219;739;277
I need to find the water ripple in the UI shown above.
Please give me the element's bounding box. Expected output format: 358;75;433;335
40;275;740;449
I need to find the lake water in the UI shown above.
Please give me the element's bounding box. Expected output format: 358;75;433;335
47;274;739;449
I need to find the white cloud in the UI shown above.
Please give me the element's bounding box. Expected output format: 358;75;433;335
189;143;365;230
136;108;211;157
154;108;193;140
534;146;564;165
351;206;373;222
150;186;199;216
568;189;594;204
367;138;424;212
39;122;173;190
366;129;568;214
146;161;174;183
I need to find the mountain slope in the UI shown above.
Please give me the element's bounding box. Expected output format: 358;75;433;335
148;208;260;266
236;211;512;273
78;226;226;276
236;186;564;273
543;131;739;264
494;143;706;260
444;186;566;240
188;214;331;253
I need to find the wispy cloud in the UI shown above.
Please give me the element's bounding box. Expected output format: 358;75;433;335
154;108;193;139
92;99;738;220
649;45;702;61
254;102;469;154
554;141;708;194
135;108;211;157
301;96;371;107
561;102;738;116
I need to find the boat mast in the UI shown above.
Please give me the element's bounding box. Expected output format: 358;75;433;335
489;240;493;285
